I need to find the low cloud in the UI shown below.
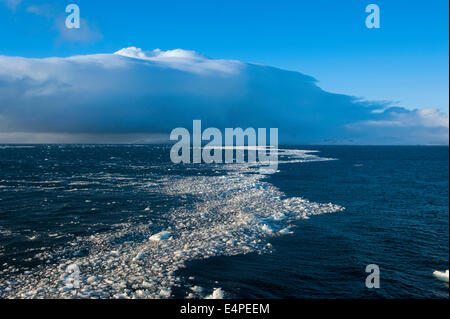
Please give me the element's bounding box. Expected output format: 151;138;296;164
0;48;448;144
346;108;448;144
114;47;240;74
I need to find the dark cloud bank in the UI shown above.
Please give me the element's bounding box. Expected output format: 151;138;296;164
0;47;448;144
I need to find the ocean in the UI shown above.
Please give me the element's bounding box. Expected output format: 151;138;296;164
0;145;448;299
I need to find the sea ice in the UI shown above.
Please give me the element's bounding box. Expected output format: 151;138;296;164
0;149;344;299
205;288;224;299
149;231;171;242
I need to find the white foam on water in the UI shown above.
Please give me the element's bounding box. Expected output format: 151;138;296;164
0;149;344;299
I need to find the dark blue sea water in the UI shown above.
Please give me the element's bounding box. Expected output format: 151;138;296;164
0;145;448;299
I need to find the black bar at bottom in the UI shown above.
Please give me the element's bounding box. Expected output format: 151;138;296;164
0;299;448;318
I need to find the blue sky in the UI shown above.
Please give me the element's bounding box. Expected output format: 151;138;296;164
0;0;448;113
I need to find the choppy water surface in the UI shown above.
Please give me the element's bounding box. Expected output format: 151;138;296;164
0;145;448;298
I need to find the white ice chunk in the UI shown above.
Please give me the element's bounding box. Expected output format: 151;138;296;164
205;288;224;299
149;231;171;242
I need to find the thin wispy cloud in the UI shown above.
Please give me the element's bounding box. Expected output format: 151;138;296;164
23;3;103;44
54;16;103;44
0;0;21;11
0;48;448;144
26;3;53;17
